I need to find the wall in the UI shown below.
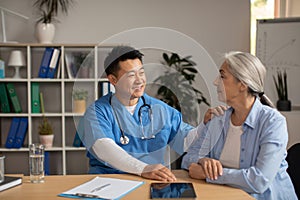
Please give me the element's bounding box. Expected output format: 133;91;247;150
288;0;300;17
0;0;250;67
0;0;250;126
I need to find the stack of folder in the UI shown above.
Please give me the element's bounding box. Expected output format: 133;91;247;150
0;83;22;113
38;47;61;78
5;117;28;148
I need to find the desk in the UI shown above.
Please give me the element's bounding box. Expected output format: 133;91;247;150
0;170;254;200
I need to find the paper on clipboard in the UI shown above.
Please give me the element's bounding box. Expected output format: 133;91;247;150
59;176;144;199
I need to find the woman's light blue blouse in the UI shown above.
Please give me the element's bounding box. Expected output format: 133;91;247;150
182;98;297;200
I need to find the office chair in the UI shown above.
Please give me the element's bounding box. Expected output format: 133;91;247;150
286;143;300;199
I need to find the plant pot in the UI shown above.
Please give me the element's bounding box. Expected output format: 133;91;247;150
73;100;86;113
39;134;54;148
35;23;55;44
277;100;291;111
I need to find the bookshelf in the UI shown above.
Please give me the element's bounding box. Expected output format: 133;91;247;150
0;43;116;175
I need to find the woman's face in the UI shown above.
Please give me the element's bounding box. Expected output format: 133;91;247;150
213;61;243;105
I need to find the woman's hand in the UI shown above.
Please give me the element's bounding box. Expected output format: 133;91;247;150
198;158;223;180
203;105;228;124
188;163;206;179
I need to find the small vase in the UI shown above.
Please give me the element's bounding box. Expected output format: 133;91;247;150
35;23;55;44
73;100;86;113
39;134;54;148
277;100;291;111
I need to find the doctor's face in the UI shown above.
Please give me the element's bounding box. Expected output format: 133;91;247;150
114;58;146;100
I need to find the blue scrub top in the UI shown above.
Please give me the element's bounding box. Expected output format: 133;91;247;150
78;92;194;174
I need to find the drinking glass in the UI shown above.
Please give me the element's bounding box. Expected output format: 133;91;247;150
0;156;5;183
29;144;45;183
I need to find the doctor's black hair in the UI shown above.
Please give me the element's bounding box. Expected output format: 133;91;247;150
104;46;144;76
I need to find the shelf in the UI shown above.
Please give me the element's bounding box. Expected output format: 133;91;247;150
0;113;29;117
0;43;116;175
0;78;29;82
31;113;63;117
65;147;86;151
0;147;29;152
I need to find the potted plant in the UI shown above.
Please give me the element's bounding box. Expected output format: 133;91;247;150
38;93;54;148
273;70;291;111
153;52;210;125
39;117;54;148
72;89;88;113
33;0;74;43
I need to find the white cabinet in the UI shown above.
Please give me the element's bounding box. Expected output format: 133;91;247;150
0;43;115;175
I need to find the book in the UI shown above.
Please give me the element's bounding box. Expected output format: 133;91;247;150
59;176;144;199
6;83;22;113
0;83;10;113
31;82;41;113
56;61;61;78
13;117;28;148
5;117;21;148
0;176;22;192
65;53;74;79
46;48;61;78
0;59;4;78
38;47;54;78
98;81;115;97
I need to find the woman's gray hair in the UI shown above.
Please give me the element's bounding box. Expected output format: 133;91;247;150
224;51;275;108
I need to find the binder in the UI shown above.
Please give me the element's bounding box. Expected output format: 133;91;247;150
73;117;84;147
46;48;61;78
73;131;83;147
38;47;54;78
31;82;40;113
5;117;21;148
44;151;50;175
0;59;4;78
13;117;28;148
0;83;10;113
6;83;22;113
99;81;115;97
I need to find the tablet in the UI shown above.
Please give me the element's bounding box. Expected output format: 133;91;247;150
150;182;197;199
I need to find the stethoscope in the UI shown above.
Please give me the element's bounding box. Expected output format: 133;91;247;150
109;95;155;145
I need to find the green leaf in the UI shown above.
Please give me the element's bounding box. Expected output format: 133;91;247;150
162;53;170;64
273;70;288;100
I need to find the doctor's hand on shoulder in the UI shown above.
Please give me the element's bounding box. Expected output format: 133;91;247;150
203;105;228;124
141;164;177;182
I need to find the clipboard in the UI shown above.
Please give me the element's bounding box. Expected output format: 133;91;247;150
59;176;144;199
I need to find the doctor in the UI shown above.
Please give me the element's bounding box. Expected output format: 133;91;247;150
79;46;224;181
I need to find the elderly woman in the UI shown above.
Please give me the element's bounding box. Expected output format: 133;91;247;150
182;52;297;200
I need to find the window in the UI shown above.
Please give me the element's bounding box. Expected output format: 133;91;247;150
251;0;275;54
